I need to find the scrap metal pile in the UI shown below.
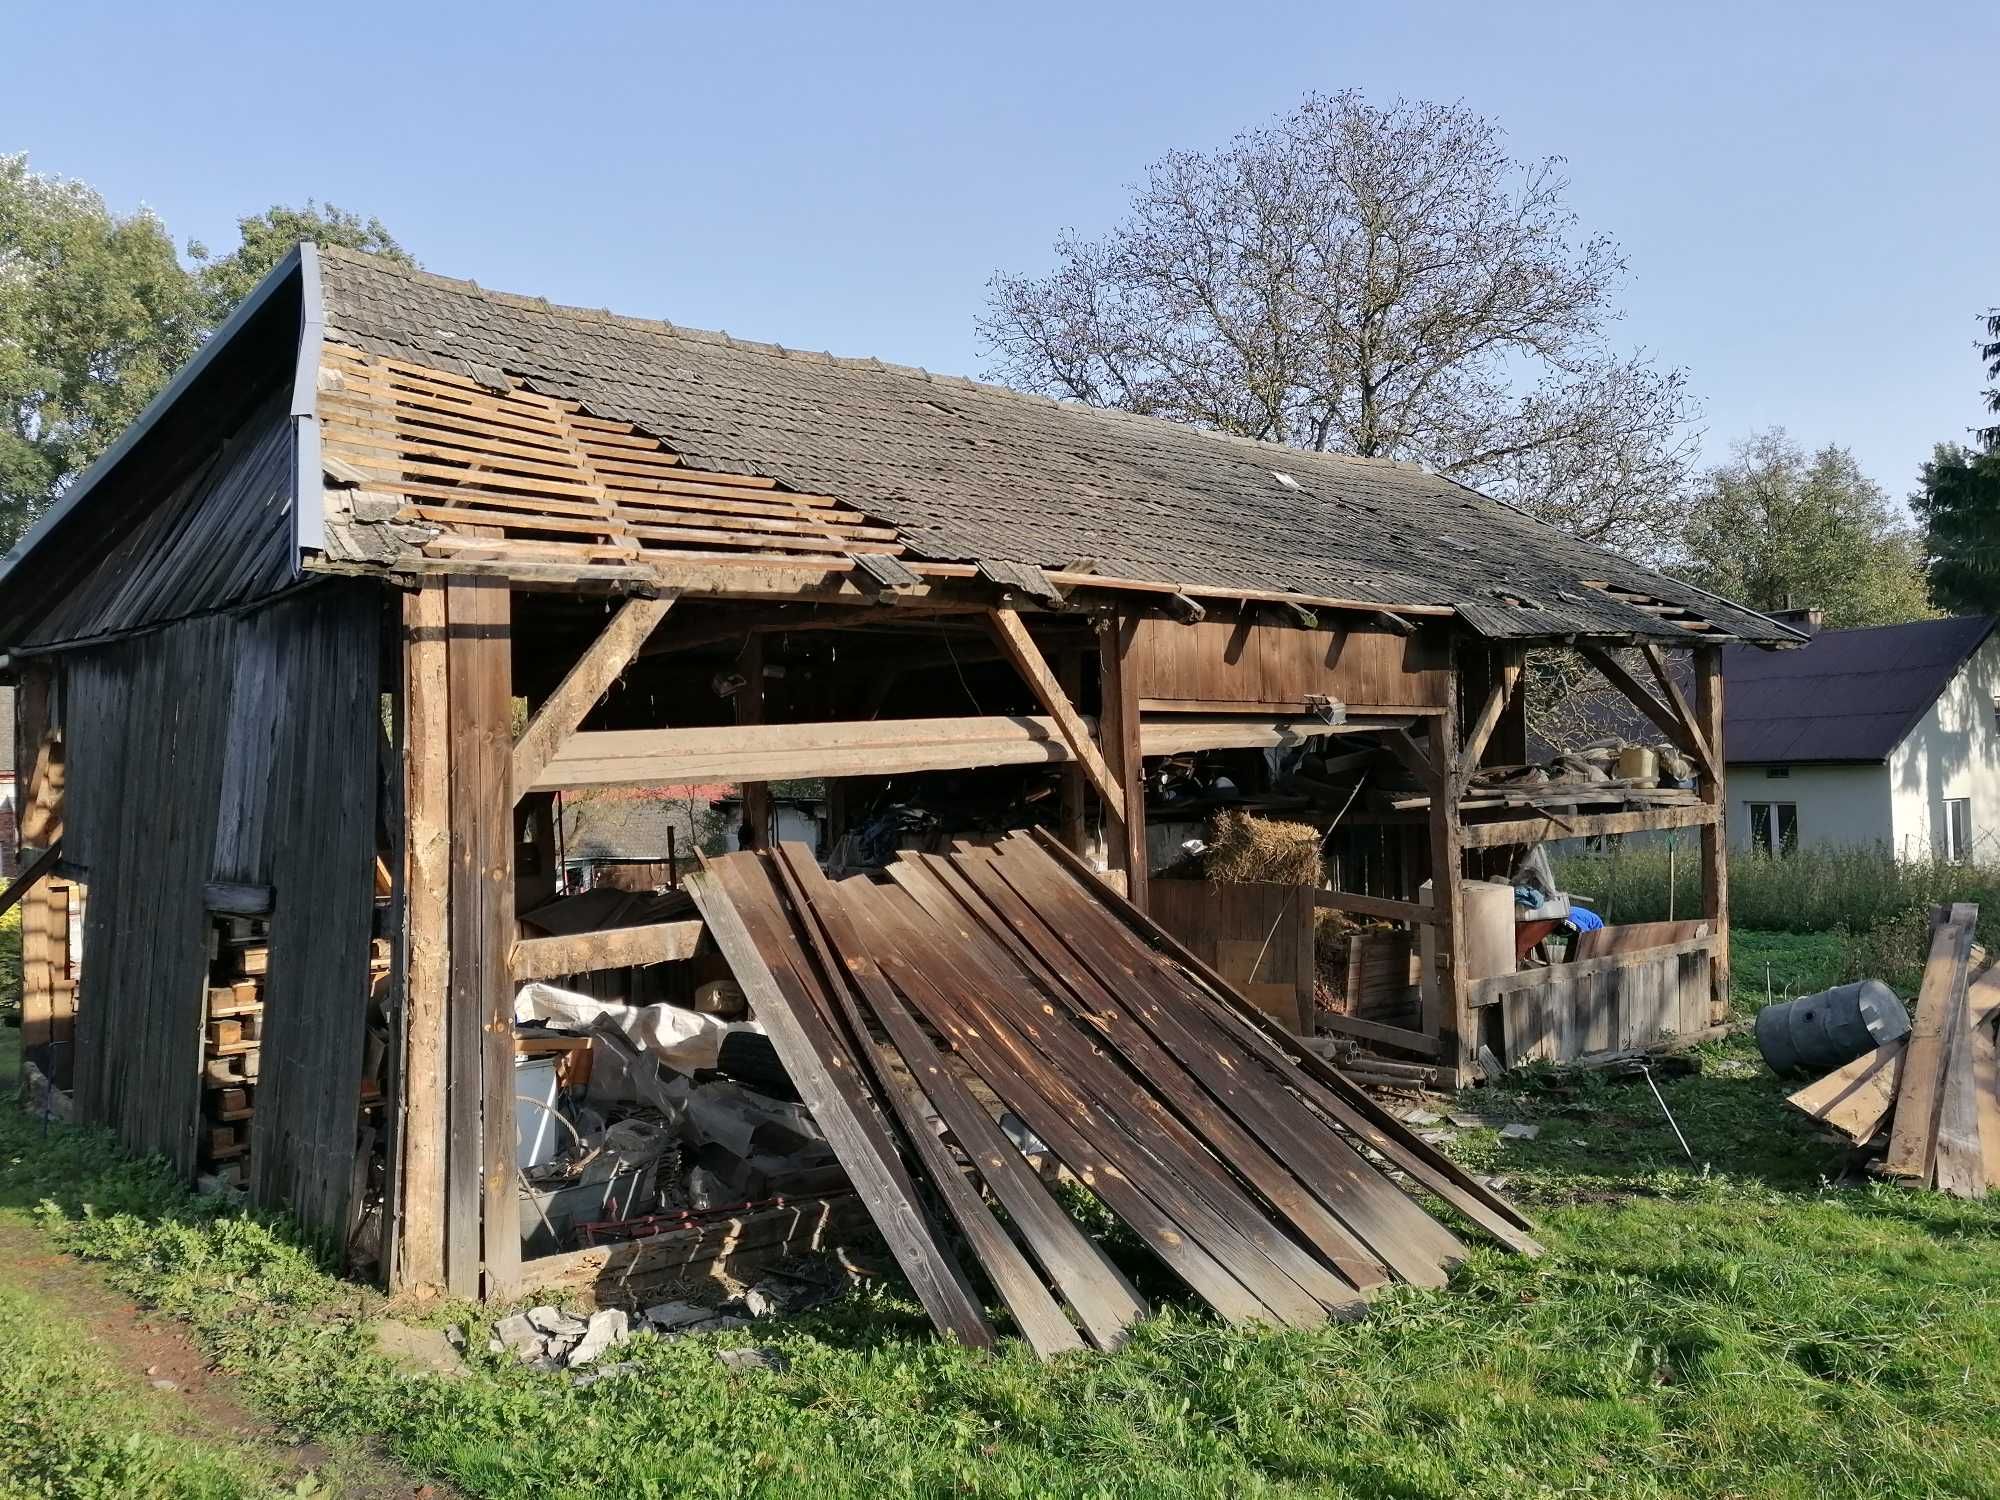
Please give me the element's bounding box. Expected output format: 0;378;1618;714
1786;903;2000;1197
684;831;1540;1357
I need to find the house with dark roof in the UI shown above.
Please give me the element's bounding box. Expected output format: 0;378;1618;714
0;243;1798;1299
1722;612;2000;859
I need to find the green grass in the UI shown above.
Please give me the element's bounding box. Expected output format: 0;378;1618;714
3;935;2000;1497
1556;844;2000;991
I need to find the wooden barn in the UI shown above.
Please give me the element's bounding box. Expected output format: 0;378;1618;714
2;246;1795;1310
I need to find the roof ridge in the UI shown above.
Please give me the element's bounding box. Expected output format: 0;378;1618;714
314;243;1432;480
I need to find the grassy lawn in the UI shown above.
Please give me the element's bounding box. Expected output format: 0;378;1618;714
4;928;2000;1497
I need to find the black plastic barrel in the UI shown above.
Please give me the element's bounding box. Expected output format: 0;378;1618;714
1754;979;1911;1076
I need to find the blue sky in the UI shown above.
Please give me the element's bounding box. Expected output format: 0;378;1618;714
6;1;1994;503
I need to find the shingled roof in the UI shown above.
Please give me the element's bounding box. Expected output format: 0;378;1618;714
314;248;1793;646
1721;616;1997;763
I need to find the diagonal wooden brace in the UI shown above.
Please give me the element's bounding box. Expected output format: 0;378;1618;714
510;593;677;798
987;607;1127;825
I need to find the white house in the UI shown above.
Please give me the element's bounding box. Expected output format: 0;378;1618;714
1723;613;2000;860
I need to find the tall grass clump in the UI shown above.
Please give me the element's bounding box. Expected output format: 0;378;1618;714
1552;842;2000;994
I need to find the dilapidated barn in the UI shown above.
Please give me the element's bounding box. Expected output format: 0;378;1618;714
4;246;1794;1329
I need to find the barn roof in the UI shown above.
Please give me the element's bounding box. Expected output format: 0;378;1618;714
1721;615;1996;763
313;248;1795;646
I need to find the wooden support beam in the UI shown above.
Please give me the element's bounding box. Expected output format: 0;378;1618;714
1459;801;1717;850
1310;1012;1442;1057
509;919;705;982
511;594;676;797
1424;666;1473;1085
1313;887;1439;925
1694;647;1730;1018
398;584;450;1295
737;633;771;850
988;607;1127;825
1098;613;1148;911
445;575;519;1300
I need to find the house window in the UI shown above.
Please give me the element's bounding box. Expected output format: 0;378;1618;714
1766;766;1791;779
1747;802;1799;856
1945;798;1974;863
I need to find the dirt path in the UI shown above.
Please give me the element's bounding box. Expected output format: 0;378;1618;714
0;1218;440;1498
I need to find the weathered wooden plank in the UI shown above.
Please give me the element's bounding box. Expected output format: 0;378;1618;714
510;595;676;797
685;863;996;1348
508;919;705;982
1425;665;1472;1082
399;583;451;1294
200;879;271;916
766;848;1085;1359
1023;828;1545;1255
1311;1011;1442;1058
1099;613;1148;909
1695;649;1730;1019
446;575;519;1298
1936;958;1988;1199
1460;802;1718;850
1469;937;1720;1007
1885;906;1977;1182
1787;1040;1905;1143
1313;887;1438;925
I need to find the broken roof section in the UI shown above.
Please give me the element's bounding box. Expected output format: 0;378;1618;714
313;247;1795;645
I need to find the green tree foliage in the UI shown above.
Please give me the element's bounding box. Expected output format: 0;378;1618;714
1676;429;1933;627
0;155;203;548
188;200;411;327
1914;442;2000;613
0;161;412;550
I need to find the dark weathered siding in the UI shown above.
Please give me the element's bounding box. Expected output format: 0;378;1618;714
24;388;298;648
55;582;382;1239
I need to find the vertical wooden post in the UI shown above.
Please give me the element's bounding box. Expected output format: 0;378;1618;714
397;584;450;1294
1097;613;1147;910
17;663;66;1069
1696;646;1730;1020
444;575;519;1301
1425;659;1473;1084
1056;649;1088;854
737;634;771;850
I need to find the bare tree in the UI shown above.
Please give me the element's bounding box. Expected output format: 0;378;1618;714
980;92;1697;559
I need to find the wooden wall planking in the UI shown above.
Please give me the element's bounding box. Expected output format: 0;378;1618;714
1149;879;1314;1033
52;583;384;1236
1488;943;1714;1067
1124;615;1451;711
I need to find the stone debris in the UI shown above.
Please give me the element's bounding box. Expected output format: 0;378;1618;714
565;1308;631;1369
641;1299;715;1333
526;1305;590;1339
372;1320;467;1380
716;1346;789;1374
492;1305;630;1369
1497;1123;1541;1141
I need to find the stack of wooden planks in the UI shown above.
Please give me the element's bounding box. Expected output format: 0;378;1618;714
202;916;269;1181
1787;903;2000;1197
684;831;1540;1357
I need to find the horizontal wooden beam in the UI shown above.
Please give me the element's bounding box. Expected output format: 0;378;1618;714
1459;801;1717;850
509;919;706;982
202;879;273;916
531;712;1402;791
1313;888;1439;925
1312;1012;1442;1057
1468;935;1720;1007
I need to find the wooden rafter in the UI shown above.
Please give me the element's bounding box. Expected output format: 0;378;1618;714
510;594;677;798
987;608;1127;825
1578;645;1713;773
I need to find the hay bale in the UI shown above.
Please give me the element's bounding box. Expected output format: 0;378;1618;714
1204;810;1324;887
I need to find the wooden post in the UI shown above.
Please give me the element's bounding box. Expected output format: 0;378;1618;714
737;633;771;850
1057;649;1088;854
1425;658;1473;1084
1097;613;1147;910
1696;647;1730;1020
397;583;450;1295
16;663;67;1073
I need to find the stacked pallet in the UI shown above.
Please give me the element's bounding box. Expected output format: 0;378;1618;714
685;832;1541;1358
1788;903;2000;1197
202;917;269;1181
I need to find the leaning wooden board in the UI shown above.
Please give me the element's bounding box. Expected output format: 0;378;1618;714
1884;905;1977;1183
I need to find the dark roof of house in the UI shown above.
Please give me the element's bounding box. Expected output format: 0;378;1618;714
314;248;1795;646
1721;616;1997;763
